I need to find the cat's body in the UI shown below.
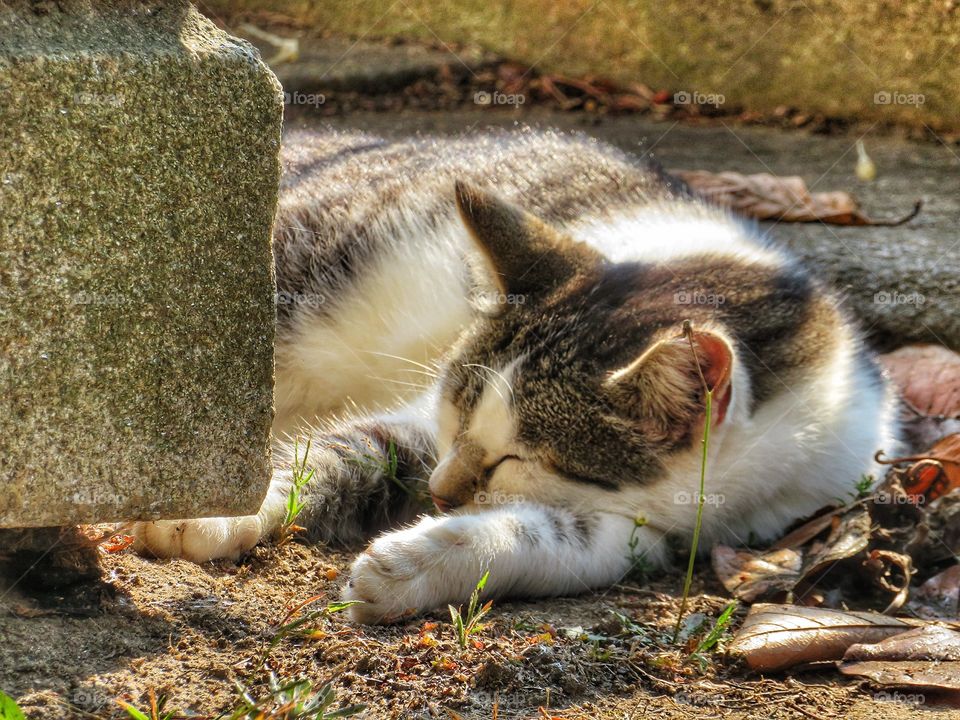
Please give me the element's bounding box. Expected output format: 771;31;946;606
131;127;899;623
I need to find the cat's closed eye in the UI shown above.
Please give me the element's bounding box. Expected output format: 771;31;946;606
482;454;524;479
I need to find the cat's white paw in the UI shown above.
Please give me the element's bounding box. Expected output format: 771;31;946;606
129;516;264;563
343;516;470;624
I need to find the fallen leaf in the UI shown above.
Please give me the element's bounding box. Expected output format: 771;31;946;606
671;169;921;225
418;633;438;648
713;506;897;607
712;545;803;602
771;508;844;550
880;345;960;419
839;624;960;690
798;508;872;581
860;550;913;613
100;533;135;554
727;603;929;671
877;436;960;503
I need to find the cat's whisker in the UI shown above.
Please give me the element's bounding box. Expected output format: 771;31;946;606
364;375;433;391
364;351;440;377
462;362;515;402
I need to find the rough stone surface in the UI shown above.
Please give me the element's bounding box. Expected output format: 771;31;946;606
297;108;960;351
0;1;282;527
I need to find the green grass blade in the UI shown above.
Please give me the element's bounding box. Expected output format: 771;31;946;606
673;386;712;644
0;692;26;720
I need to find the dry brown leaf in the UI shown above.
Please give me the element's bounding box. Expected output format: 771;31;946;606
711;507;881;605
671;169;922;225
880;345;960;419
877;435;960;503
860;549;914;614
712;545;803;602
839;624;960;690
727;603;929;671
770;508;843;550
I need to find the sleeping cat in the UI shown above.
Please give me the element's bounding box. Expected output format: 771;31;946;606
130;127;899;623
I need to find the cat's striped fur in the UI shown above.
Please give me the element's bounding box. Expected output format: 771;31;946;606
131;127;899;623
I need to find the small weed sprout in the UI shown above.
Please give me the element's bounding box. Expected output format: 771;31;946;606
448;571;493;649
259;596;360;668
222;674;364;720
673;321;713;644
691;601;738;660
279;437;317;545
625;515;654;581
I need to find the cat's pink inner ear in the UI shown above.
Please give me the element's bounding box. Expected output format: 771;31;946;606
603;327;736;440
690;330;733;426
692;331;731;392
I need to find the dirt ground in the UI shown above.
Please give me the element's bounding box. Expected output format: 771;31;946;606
1;537;957;720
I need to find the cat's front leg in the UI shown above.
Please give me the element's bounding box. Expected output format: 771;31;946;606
129;407;436;562
344;504;657;623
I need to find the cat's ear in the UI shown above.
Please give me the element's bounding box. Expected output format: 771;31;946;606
454;180;601;298
603;328;734;445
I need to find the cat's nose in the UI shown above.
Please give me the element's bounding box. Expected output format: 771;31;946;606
431;493;458;513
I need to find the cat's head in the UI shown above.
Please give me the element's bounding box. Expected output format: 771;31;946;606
429;181;736;512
